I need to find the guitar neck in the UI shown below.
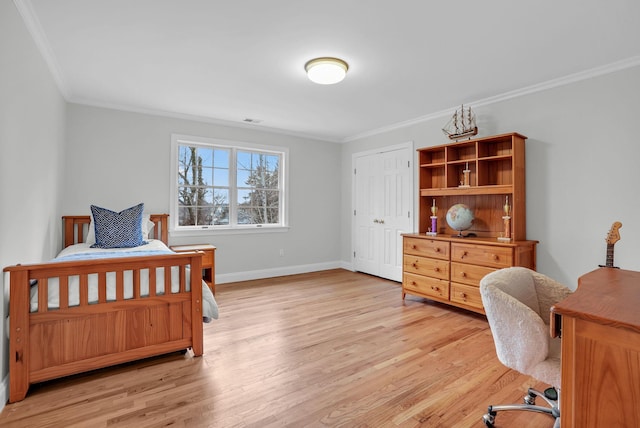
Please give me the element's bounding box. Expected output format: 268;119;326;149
606;244;615;268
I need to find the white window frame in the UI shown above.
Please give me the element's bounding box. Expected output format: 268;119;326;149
170;134;289;236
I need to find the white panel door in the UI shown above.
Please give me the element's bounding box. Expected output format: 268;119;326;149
353;145;413;282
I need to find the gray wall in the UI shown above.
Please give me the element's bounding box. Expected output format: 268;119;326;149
341;65;640;289
0;1;67;408
63;104;343;282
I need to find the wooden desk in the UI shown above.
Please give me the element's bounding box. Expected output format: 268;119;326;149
551;268;640;427
170;244;216;294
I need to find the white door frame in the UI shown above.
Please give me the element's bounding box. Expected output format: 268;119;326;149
351;142;414;281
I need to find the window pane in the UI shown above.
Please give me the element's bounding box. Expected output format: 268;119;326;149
237;188;251;204
197;147;213;167
196;207;215;225
265;189;279;206
213;149;229;168
178;206;196;226
237;151;252;170
178;186;197;205
201;166;213;186
213;189;229;225
214;167;229;186
265;155;279;173
236;169;251;187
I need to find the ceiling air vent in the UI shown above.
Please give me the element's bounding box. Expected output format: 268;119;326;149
242;118;262;124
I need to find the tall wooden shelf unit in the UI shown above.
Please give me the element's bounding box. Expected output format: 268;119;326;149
403;132;537;314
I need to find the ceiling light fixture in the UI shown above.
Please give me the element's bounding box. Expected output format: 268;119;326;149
304;57;349;85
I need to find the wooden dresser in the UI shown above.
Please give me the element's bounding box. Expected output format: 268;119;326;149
403;234;537;314
551;268;640;427
404;132;537;314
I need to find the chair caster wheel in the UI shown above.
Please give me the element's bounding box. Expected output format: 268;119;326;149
482;409;496;427
544;387;558;401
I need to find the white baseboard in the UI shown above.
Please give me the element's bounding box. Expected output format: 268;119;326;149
216;260;350;284
0;373;7;410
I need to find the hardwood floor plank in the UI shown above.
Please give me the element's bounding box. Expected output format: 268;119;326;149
0;269;557;427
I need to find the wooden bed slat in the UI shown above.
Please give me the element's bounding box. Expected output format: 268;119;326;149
133;269;141;299
79;275;88;307
59;276;69;309
116;271;124;302
149;268;156;297
98;272;107;303
38;277;48;313
164;266;171;294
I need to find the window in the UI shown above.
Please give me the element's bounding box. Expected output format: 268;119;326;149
170;134;288;234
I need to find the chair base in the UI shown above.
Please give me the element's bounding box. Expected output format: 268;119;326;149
482;387;560;428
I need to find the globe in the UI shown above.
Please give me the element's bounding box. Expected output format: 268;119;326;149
446;204;474;236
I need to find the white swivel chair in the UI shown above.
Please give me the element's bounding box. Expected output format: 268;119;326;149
479;267;571;428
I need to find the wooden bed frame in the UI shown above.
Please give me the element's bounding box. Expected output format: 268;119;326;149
4;214;204;403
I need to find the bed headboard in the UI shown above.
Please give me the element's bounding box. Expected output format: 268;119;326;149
62;214;169;248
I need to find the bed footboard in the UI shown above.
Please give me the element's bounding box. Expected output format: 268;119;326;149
5;252;203;403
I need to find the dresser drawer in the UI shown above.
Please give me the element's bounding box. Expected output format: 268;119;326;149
450;283;484;310
404;255;449;280
403;237;449;260
450;262;495;286
451;243;513;268
403;272;449;300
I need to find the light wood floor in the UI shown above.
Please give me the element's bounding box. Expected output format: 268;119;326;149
0;269;556;427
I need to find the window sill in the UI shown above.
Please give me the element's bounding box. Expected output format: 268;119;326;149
169;225;290;237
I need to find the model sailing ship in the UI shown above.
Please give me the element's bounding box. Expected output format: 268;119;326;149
442;105;478;140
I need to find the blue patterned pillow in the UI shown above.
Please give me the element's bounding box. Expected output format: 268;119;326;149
90;203;147;248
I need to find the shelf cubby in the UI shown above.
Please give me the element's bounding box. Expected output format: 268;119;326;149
477;137;513;158
477;158;513;186
446;142;476;162
419;147;445;165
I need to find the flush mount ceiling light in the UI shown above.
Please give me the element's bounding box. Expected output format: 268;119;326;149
304;57;349;85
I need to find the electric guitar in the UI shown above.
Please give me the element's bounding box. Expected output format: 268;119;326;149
600;221;622;268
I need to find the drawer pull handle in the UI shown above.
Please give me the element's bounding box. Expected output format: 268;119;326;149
493;255;499;260
412;263;417;268
461;272;466;277
435;248;441;252
461;292;467;300
434;267;440;272
431;286;439;291
412;245;417;250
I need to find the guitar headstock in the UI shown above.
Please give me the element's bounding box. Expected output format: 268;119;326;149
606;221;622;245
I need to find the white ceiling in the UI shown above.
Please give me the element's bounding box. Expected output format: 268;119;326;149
18;0;640;142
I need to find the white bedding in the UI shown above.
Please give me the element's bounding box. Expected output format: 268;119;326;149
29;240;219;321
